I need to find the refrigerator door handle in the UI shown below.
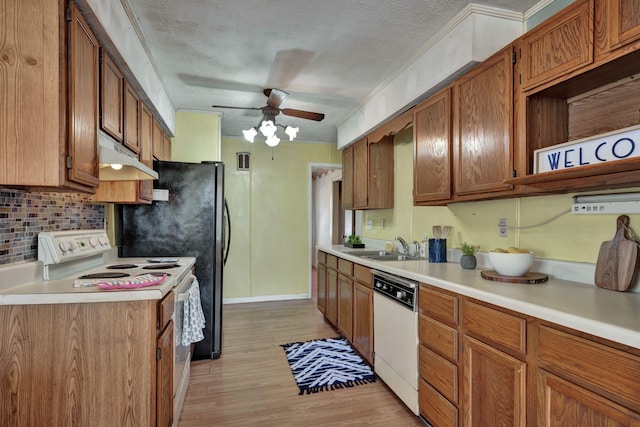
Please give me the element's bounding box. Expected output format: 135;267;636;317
223;198;231;265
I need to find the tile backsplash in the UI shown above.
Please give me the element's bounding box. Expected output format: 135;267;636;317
0;188;104;264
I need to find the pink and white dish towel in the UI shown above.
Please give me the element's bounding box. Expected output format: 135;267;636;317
182;276;206;346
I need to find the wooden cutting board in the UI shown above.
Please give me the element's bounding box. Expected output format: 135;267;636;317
481;270;548;284
594;215;639;292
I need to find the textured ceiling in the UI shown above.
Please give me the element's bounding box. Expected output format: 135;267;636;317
127;0;541;143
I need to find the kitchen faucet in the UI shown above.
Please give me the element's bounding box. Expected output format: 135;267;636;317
395;236;410;255
413;240;421;257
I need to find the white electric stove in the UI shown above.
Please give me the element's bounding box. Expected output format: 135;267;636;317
0;229;195;305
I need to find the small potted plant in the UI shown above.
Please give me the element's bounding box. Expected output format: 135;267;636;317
460;242;479;269
345;234;365;248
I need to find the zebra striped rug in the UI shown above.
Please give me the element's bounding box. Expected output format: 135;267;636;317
281;336;376;395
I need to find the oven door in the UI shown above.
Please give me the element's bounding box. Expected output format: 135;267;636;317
173;273;195;420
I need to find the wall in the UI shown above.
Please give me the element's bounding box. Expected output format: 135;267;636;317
170;112;222;162
220;137;341;301
0;189;104;264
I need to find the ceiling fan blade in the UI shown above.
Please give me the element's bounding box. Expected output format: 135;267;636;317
265;88;288;108
281;108;325;121
211;105;262;111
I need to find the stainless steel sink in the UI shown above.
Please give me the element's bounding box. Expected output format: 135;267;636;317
362;254;424;261
345;250;389;257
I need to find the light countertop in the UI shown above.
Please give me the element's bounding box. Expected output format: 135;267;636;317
318;245;640;350
0;257;196;305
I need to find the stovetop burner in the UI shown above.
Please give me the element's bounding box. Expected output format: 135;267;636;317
106;264;138;270
78;272;131;279
142;272;172;277
142;264;180;270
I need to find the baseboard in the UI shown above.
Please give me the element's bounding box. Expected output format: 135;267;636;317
223;293;310;305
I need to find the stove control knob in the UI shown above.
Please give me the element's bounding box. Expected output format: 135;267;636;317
89;237;98;247
68;241;78;252
98;236;108;246
58;241;70;254
396;291;406;299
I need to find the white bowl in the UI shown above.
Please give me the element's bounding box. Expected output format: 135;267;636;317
488;251;534;276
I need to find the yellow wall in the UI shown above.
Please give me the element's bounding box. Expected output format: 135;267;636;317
170;111;221;162
221;137;340;299
363;127;640;263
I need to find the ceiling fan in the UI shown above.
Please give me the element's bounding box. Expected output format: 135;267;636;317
211;88;325;122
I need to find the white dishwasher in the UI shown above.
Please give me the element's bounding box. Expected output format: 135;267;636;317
372;270;419;415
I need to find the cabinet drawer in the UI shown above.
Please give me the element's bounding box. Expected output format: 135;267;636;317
326;254;338;270
419;378;458;427
354;263;372;286
419;313;458;362
338;258;353;276
158;291;174;331
318;251;327;265
538;325;640;411
419;284;458;326
420;344;458;404
462;300;526;355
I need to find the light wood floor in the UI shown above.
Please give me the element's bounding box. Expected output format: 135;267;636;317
178;298;425;426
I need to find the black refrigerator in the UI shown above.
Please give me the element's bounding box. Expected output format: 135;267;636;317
118;160;229;360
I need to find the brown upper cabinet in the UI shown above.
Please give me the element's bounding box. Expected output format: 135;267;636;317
123;81;141;154
0;0;100;192
100;49;124;142
343;136;394;210
510;0;640;193
153;118;165;160
520;0;594;92
342;144;355;209
341;109;411;210
595;0;640;59
414;87;452;205
454;45;515;197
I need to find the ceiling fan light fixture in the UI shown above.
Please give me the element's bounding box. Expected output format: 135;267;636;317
265;134;280;147
242;127;258;143
284;125;299;141
259;120;277;137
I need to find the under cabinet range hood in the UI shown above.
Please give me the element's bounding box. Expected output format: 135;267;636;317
98;132;158;181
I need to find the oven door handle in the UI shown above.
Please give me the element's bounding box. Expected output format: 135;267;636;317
176;274;196;301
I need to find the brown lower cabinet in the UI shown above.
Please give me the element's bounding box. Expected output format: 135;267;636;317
418;282;640;427
317;251;373;364
0;291;175;426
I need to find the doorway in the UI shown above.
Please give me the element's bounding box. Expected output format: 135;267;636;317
309;163;342;298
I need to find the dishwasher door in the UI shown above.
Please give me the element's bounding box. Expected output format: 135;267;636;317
373;291;419;415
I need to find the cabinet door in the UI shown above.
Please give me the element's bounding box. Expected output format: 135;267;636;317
153;118;164;160
342;145;354;209
68;2;100;188
414;87;452;203
520;0;594;91
462;335;526;427
317;263;327;315
140;104;155;202
537;370;640;427
352;281;372;363
454;47;513;195
100;50;124;141
157;321;174;427
326;268;338;326
367;135;394;209
353;138;368;208
163;133;171;160
123;81;141;154
337;273;353;342
608;0;640;50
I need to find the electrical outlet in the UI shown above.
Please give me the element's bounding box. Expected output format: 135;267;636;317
498;218;508;237
366;219;373;230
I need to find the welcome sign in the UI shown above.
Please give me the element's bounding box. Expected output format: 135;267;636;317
534;125;640;173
